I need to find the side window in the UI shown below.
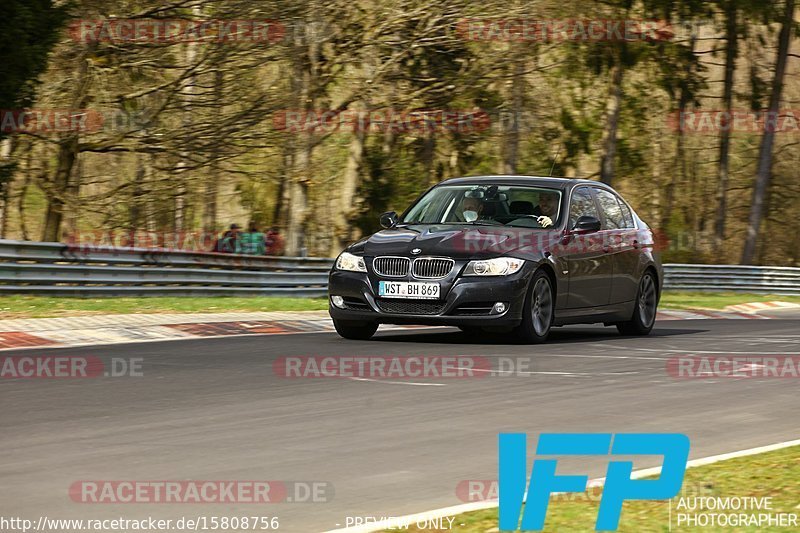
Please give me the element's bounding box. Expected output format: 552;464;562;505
618;198;635;228
569;187;599;228
594;189;625;230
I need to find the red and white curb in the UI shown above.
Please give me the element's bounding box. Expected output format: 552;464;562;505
725;301;800;314
0;311;431;351
0;308;774;351
657;309;769;320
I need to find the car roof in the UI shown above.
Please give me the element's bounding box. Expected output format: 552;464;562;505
439;175;606;190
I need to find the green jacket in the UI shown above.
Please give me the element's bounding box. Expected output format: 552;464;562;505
239;231;266;255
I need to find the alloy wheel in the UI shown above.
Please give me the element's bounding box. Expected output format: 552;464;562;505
531;277;553;336
638;274;657;328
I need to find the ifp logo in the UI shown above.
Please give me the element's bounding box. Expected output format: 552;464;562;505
499;433;690;531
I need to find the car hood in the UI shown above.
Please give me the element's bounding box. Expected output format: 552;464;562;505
348;224;561;260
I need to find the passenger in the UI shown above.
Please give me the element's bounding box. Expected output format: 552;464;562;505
533;193;557;228
455;195;485;223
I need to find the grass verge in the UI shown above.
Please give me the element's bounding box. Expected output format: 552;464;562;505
0;296;329;319
659;292;800;310
0;292;796;319
384;445;800;532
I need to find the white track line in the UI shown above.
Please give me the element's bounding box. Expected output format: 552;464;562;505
497;353;668;361
348;377;446;387
609;347;800;355
465;368;641;376
322;438;800;533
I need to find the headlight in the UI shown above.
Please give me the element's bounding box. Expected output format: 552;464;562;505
336;252;367;272
463;257;525;276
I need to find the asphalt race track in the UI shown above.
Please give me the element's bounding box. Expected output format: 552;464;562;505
2;317;800;532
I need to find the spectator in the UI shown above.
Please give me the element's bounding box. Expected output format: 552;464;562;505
265;226;285;256
213;223;242;253
240;221;267;255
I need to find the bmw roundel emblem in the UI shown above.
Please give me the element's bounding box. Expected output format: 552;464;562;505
411;248;422;255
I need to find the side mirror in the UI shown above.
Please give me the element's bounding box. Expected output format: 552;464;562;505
379;211;398;229
573;215;601;232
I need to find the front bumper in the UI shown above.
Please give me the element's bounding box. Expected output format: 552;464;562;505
328;266;533;327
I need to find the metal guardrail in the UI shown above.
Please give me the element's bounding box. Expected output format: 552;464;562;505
0;240;798;296
0;239;334;297
662;264;800;295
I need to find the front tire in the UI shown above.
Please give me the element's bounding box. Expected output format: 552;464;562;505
514;270;554;344
617;271;658;336
333;319;378;340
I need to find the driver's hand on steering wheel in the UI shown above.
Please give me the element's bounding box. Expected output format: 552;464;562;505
537;215;553;228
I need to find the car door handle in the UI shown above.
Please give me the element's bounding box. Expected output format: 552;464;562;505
632;240;639;249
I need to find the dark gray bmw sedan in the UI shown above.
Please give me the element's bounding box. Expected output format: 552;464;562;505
328;176;662;343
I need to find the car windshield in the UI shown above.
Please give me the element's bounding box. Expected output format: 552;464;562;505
401;184;563;228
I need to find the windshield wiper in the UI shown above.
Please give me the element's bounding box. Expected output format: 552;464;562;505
402;221;500;226
464;220;502;226
505;222;546;228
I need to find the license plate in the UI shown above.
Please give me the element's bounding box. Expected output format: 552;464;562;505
378;281;440;300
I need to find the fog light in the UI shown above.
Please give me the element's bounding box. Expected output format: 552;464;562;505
331;295;345;309
493;302;507;314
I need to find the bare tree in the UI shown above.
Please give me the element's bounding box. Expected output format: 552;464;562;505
741;0;795;264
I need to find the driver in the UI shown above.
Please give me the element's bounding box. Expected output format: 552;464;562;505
533;193;557;227
455;195;484;222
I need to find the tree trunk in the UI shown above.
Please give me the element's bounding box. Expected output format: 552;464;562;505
203;67;223;232
284;5;321;256
500;57;524;174
285;143;310;256
330;112;366;256
130;155;145;229
0;137;13;237
273;145;291;227
41;46;92;242
17;143;37;241
599;60;624;185
174;5;202;234
661;31;698;233
651;136;662;223
662;88;689;231
42;137;78;241
714;0;738;252
64;154;82;238
144;154;157;233
421;131;437;186
741;0;794;264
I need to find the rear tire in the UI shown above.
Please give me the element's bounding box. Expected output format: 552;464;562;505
514;270;554;344
333;319;378;340
617;271;658;336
